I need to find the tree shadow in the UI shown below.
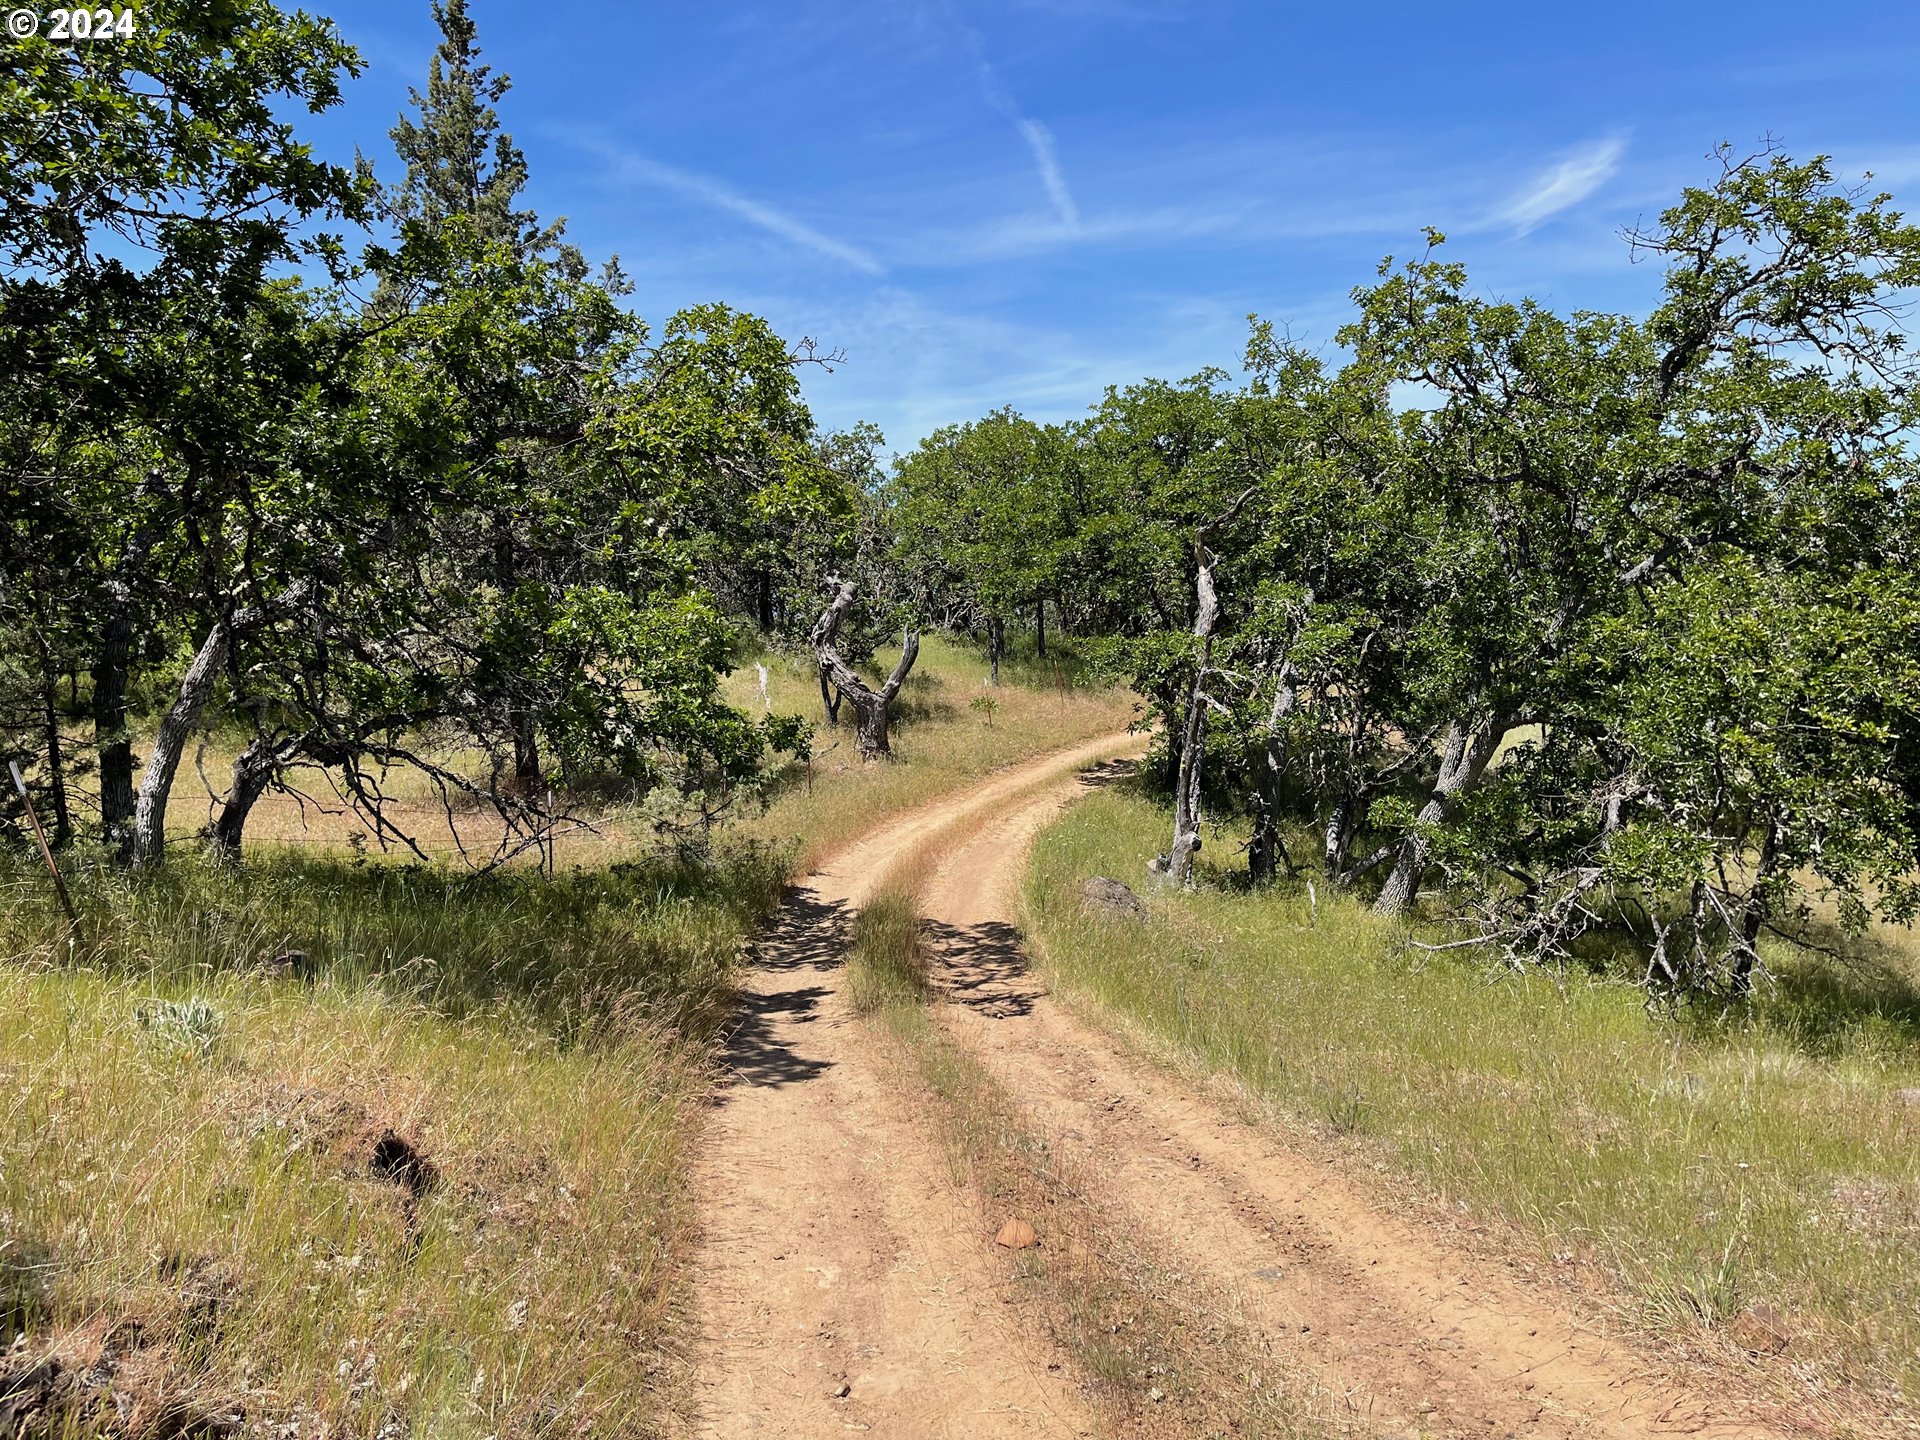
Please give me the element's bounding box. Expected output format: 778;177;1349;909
747;886;852;973
922;916;1044;1019
713;982;835;1093
708;884;853;1096
1744;926;1920;1059
16;848;794;1047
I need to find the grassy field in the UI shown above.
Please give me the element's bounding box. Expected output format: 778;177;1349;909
1024;788;1920;1423
726;636;1134;867
0;634;1131;1438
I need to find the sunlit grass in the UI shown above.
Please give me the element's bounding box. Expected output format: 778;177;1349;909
0;967;709;1436
0;634;1133;1435
727;634;1135;868
0;851;760;1436
1024;788;1920;1413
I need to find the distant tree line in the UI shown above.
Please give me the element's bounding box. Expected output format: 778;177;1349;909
4;2;1916;1000
887;151;1920;999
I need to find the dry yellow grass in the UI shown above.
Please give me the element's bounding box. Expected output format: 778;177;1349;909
0;633;1133;1438
1025;788;1920;1425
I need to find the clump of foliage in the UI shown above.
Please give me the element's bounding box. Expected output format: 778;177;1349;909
891;145;1920;1000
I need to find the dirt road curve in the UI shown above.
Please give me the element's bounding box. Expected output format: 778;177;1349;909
685;734;1139;1439
687;737;1795;1439
918;763;1795;1440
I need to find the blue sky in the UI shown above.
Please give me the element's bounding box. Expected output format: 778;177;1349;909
304;0;1920;450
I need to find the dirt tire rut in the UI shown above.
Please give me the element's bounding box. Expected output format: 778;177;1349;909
915;762;1800;1440
684;735;1139;1438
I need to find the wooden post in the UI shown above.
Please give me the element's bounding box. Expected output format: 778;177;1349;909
9;759;77;923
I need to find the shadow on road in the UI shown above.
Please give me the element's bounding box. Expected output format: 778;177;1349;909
713;885;852;1095
923;917;1044;1019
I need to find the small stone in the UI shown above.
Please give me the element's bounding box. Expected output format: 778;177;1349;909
830;1381;851;1399
1148;1387;1165;1403
1729;1303;1791;1355
1080;876;1145;919
994;1217;1039;1249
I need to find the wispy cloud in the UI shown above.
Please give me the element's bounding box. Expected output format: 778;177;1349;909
949;10;1081;230
910;204;1244;264
563;134;885;276
1493;136;1626;234
1016;118;1080;228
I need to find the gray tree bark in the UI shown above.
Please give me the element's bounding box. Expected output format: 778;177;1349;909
1165;545;1223;888
1247;659;1298;884
811;579;920;761
1247;585;1312;886
1372;719;1506;915
130;616;234;866
1162;485;1258;889
986;615;1005;687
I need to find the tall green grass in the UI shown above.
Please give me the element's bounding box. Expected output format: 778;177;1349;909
1025;789;1920;1413
2;845;790;1043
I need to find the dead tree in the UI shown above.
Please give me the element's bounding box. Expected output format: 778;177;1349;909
810;579;920;761
1161;486;1257;889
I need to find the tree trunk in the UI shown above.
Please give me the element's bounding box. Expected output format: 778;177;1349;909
93;611;135;861
131;617;233;866
1248;653;1302;886
757;567;775;633
852;696;891;759
1323;795;1356;878
1247;802;1284;885
1035;599;1047;658
1372;719;1505;915
1164;543;1223;889
817;664;844;725
986;616;1005;687
811;579;919;762
207;734;281;859
1167;679;1209;886
38;659;71;850
1731;820;1781;998
509;712;540;795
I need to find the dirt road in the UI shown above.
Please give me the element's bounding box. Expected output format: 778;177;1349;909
684;734;1140;1439
917;763;1796;1440
687;738;1795;1439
